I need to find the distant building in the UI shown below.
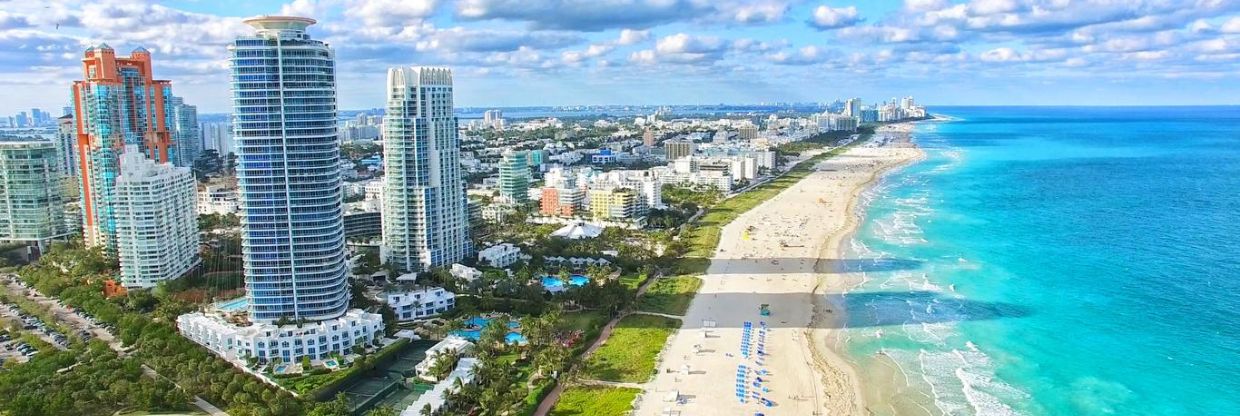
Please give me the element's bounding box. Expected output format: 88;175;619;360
539;186;583;217
197;184;238;215
0;141;72;254
588;188;647;221
113;147;199;288
643;129;656;147
664;140;695;161
450;263;482;282
169;96;201;167
738;124;759;140
498;149;530;204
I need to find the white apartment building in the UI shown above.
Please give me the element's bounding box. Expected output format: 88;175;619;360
114;147;200;288
478;242;522;268
177;308;383;363
379;286;456;321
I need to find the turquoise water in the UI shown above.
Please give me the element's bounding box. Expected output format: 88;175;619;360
843;107;1240;415
540;274;589;290
214;296;248;312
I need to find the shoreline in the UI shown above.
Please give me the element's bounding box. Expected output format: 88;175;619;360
633;123;925;416
807;123;927;415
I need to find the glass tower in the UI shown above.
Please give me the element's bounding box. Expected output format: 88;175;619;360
230;16;349;323
381;67;473;272
71;45;176;252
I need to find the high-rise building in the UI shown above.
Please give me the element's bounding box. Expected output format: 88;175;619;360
113;147;199;288
0;141;71;254
200;121;234;155
55;115;77;178
482;109;503;129
738;123;759;141
71;45;176;253
381;67;473;272
664;140;695;161
179;15;381;364
498;149;530;204
53;116;82;236
229;15;351;323
843;98;863;118
643;129;656;147
169;96;201;167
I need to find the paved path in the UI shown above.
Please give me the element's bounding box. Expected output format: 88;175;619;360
532;271;663;416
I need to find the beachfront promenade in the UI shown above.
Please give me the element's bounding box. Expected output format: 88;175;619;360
631;125;923;416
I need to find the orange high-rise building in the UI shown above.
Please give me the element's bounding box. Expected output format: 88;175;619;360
71;44;176;251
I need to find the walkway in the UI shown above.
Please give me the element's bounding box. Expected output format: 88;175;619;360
532;271;666;416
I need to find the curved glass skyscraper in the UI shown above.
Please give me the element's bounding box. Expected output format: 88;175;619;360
230;16;348;323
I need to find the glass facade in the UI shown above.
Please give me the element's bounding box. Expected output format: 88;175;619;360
0;141;70;250
230;17;349;323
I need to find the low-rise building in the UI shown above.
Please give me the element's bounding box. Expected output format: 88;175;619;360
451;264;482;282
197;184;239;215
478;243;521;268
177;308;384;363
414;335;474;380
402;358;478;415
380;286;456;321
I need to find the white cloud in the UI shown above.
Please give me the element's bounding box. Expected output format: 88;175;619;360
617;29;650;45
809;5;860;30
1222;16;1240;33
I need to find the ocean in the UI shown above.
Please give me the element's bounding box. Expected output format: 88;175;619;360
841;106;1240;415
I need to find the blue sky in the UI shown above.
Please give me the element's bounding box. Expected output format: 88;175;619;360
1;0;1239;114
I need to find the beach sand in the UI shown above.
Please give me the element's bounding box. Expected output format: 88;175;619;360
633;124;924;416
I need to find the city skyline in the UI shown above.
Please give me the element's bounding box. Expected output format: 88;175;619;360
1;0;1238;114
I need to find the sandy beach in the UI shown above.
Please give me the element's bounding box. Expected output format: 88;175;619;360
633;123;924;416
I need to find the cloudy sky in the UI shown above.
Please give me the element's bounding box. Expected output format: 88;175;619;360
2;0;1239;114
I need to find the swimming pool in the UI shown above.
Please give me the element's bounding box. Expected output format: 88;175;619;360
541;274;589;290
214;297;248;312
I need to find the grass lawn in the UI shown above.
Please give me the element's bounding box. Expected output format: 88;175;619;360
559;310;607;333
549;386;641;416
617;272;647;290
635;276;702;316
582;314;681;383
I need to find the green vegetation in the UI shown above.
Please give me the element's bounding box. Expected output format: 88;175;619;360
548;386;641;416
10;242;317;415
0;342;191;416
197;213;240;231
661;184;722;209
635;276;703;316
581;314;681;383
